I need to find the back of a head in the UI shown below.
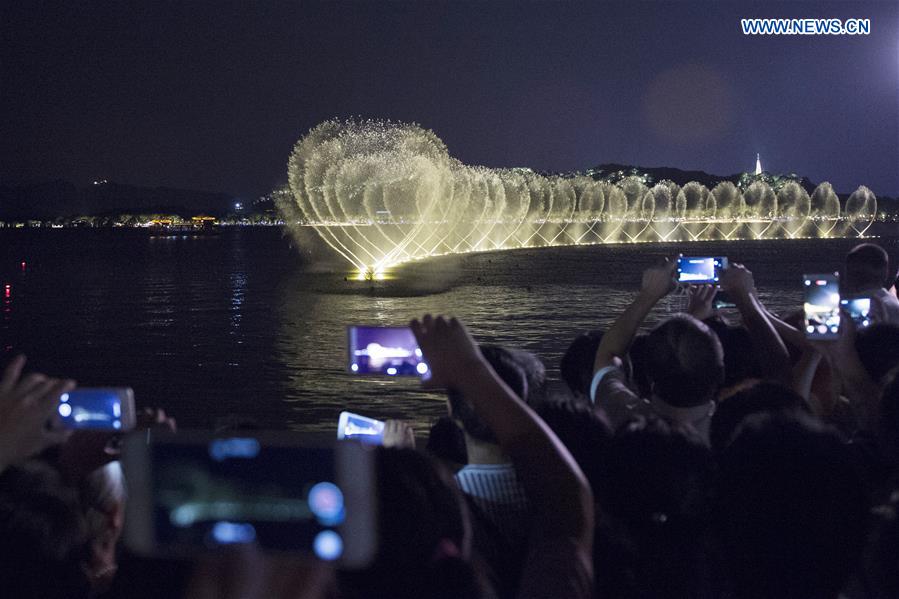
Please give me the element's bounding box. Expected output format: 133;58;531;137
448;345;530;443
880;368;899;463
704;320;763;389
337;448;483;599
426;416;468;465
560;330;604;400
0;461;91;599
644;314;724;408
597;416;714;598
714;413;868;599
710;381;811;453
535;397;612;494
845;243;890;292
855;322;899;384
600;416;713;534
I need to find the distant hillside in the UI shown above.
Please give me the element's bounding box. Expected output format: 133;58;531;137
587;163;817;194
0;179;235;220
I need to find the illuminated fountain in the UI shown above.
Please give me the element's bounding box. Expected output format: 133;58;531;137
279;119;878;279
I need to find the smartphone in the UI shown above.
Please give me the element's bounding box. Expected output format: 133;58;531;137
57;388;136;431
803;273;840;339
347;325;429;377
677;256;728;284
713;290;736;309
122;431;377;568
337;411;385;445
840;296;872;328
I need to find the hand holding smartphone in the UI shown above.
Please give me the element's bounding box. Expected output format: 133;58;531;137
57;388;136;431
122;431;377;567
337;411;384;445
677;256;728;284
347;325;429;377
803;273;841;339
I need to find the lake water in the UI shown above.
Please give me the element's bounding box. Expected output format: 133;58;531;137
2;226;897;434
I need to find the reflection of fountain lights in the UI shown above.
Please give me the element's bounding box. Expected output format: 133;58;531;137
280;120;878;273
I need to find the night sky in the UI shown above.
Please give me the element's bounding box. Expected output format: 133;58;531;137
2;1;897;200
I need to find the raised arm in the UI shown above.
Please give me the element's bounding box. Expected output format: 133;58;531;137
593;258;676;373
0;355;74;473
813;316;882;433
411;315;593;544
720;264;791;384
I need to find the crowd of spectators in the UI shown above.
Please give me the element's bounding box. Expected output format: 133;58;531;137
1;241;899;598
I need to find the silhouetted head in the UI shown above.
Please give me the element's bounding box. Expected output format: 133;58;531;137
704;320;763;388
506;347;547;405
597;416;714;598
0;461;92;599
865;489;899;597
426;416;468;466
880;367;899;463
643;314;724;407
845;242;891;292
536;397;612;494
560;330;604;400
710;381;810;453
855;323;899;384
714;413;868;599
447;345;534;443
338;448;483;599
628;333;651;398
80;461;127;593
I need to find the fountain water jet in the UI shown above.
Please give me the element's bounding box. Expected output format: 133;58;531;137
279;119;878;276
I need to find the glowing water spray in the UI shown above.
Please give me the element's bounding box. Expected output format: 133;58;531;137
280;120;877;277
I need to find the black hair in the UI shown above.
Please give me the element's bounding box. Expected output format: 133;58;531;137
643;314;724;408
426;416;468;466
0;461;92;599
535;397;612;494
597;415;715;599
713;413;868;599
710;381;811;453
560;330;604;400
856;323;899;384
337;448;484;599
704;320;764;388
845;243;890;292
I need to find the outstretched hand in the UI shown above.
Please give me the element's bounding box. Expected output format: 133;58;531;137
687;284;717;321
410;315;484;389
810;309;858;363
720;263;757;300
381;420;415;449
0;355;75;470
640;257;677;301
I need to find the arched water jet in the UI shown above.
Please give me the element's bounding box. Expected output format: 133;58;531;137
280;119;880;276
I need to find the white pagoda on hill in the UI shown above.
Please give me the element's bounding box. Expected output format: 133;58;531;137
755;153;763;175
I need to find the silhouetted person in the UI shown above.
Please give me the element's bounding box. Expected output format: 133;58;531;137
844;243;899;324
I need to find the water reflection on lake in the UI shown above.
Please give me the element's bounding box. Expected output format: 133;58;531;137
1;227;896;434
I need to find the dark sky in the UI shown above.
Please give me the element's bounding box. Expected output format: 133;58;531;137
2;1;897;199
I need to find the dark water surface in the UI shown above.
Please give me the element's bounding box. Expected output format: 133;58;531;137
2;227;897;433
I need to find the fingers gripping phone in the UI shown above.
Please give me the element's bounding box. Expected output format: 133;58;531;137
337;411;385;445
57;388;136;431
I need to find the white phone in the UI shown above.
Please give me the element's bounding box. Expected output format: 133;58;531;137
337;411;385;445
